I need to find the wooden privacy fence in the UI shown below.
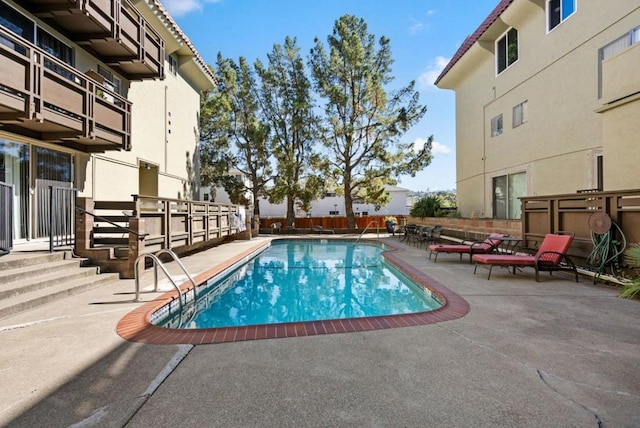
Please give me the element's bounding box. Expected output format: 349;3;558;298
521;189;640;262
260;215;408;231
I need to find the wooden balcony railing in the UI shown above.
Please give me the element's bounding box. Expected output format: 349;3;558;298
0;27;132;152
17;0;164;80
76;196;249;278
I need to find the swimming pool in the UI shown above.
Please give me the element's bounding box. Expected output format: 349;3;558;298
156;240;442;329
117;238;470;344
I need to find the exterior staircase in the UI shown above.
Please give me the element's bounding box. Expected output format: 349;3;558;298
0;251;119;319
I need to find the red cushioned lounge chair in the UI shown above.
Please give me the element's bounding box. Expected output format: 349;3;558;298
472;233;578;281
428;233;509;263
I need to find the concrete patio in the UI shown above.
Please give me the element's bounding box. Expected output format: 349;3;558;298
1;235;639;427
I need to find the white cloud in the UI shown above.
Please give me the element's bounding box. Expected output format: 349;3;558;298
162;0;201;16
409;21;424;35
413;138;451;155
427;9;436;16
418;56;450;90
162;0;219;17
431;141;451;155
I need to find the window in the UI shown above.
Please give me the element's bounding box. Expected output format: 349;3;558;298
598;26;640;98
493;172;526;219
0;2;34;55
168;55;178;75
329;210;339;216
491;114;503;137
512;101;528;128
203;193;210;201
325;192;337;197
97;65;122;94
496;28;518;74
548;0;576;32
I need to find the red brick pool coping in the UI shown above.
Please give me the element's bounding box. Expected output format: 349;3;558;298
116;239;470;345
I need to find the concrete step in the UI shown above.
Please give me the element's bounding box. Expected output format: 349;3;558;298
0;251;120;319
0;272;119;319
0;262;100;301
0;251;68;271
0;259;93;290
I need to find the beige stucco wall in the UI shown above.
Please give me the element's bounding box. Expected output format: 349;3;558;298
439;0;640;218
85;60;202;201
601;99;640;190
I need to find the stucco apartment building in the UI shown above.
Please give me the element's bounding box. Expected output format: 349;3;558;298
0;0;215;244
436;0;640;219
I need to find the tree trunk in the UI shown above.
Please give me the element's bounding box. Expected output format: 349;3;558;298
286;196;296;228
252;191;260;217
344;181;355;229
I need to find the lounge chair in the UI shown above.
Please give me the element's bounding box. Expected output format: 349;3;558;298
472;233;578;281
428;233;509;263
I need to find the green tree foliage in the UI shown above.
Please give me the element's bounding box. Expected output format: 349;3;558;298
410;195;442;219
309;15;432;228
621;244;640;299
199;54;271;214
255;37;324;227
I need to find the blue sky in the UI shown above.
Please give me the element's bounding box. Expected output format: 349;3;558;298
163;0;498;192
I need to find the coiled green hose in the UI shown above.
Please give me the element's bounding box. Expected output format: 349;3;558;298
587;220;626;281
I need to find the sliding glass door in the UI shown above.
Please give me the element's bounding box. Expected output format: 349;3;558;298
0;140;29;240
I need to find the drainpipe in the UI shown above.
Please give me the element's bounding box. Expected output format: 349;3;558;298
164;85;168;174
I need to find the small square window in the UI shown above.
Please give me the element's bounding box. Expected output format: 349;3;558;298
512;101;528;128
491;114;503;137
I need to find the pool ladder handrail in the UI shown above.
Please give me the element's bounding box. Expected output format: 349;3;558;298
356;220;379;242
134;249;198;310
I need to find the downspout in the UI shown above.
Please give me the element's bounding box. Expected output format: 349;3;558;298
481;86;497;217
164;85;168;174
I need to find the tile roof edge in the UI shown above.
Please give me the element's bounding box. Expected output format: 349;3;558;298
434;0;515;86
148;0;218;85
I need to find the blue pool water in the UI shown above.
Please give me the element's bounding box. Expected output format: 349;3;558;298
158;240;442;329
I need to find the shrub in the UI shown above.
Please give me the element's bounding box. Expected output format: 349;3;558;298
620;244;640;299
410;195;442;219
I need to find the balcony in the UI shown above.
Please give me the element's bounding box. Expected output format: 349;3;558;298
601;42;640;106
16;0;164;80
0;27;132;152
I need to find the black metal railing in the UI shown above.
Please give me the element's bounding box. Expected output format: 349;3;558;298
49;186;77;252
0;181;13;255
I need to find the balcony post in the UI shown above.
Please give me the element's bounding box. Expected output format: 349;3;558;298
75;197;94;254
127;217;145;279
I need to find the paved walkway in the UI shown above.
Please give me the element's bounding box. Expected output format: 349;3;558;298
1;236;639;427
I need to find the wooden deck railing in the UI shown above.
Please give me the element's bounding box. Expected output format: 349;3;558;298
76;195;248;278
0;27;132;151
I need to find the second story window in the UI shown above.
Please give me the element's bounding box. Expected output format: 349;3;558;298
0;2;34;55
491;114;503;137
168;54;178;75
496;28;518;74
548;0;576;32
98;65;122;94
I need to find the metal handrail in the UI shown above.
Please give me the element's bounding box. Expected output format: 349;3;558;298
355;220;379;242
76;205;148;238
134;249;197;306
155;249;198;299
